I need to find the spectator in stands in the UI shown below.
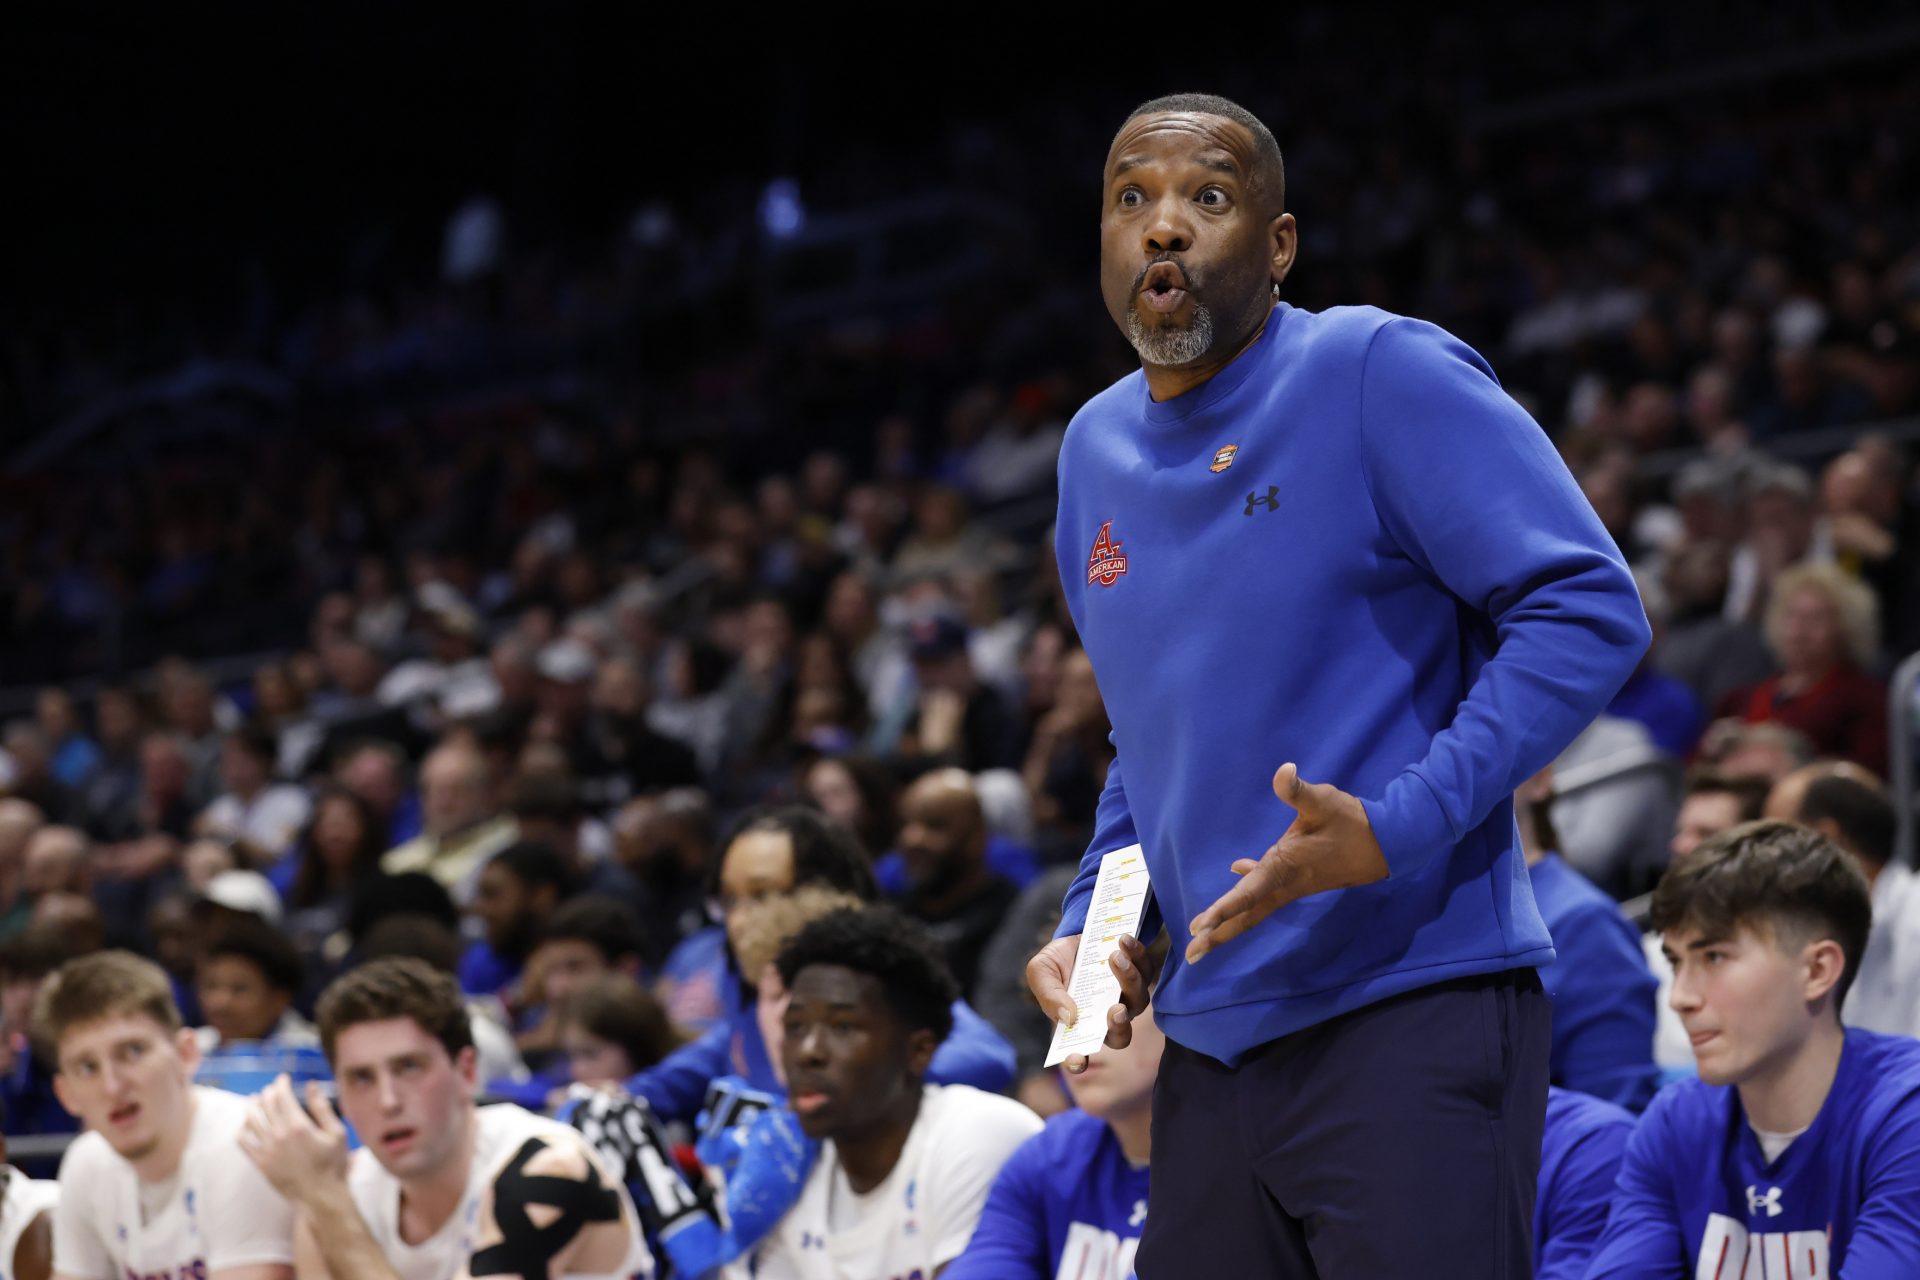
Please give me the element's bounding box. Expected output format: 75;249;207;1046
333;740;417;848
278;786;387;941
555;972;681;1089
1605;573;1706;758
194;914;316;1052
800;755;898;867
1517;765;1660;1110
503;769;631;900
947;1000;1161;1279
34;688;98;791
1587;821;1920;1275
745;906;1042;1278
380;738;516;901
1655;538;1778;711
1724;462;1818;625
514;897;648;1073
180;838;239;895
0;928;80;1137
77;688;145;841
460;840;575;997
897;615;1022;773
889;769;1018;1002
353;913;528;1087
1718;561;1889;776
1;726;81;829
0;801;43;942
1766;762;1920;1038
155;661;229;806
20;828;86;909
613;788;720;971
196;721;311;859
821;570;913;725
1698;720;1816;785
583;653;700;803
1021;647;1115;864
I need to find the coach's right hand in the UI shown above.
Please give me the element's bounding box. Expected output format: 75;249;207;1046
1026;932;1157;1075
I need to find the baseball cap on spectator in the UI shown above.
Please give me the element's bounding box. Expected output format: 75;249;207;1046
196;869;284;925
537;639;596;685
908;615;970;661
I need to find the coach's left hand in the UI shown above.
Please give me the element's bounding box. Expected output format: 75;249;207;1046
1185;763;1388;964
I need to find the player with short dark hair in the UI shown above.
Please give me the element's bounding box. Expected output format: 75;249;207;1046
239;956;652;1280
1587;820;1920;1275
745;907;1040;1279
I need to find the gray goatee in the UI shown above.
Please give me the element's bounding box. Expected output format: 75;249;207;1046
1127;302;1215;367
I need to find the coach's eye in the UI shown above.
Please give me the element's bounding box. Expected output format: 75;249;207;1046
1119;188;1143;207
1198;187;1227;206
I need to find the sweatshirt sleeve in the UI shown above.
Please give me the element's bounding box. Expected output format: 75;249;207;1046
1355;319;1651;879
1536;1117;1630;1280
1840;1090;1920;1277
625;1019;732;1122
940;1131;1054;1280
1582;1102;1689;1278
1054;742;1141;939
1547;907;1660;1112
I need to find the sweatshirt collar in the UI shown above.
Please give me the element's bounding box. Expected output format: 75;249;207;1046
1140;303;1291;426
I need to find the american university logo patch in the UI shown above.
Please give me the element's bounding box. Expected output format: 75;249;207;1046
1086;521;1128;587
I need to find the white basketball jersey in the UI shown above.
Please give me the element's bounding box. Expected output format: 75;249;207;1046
0;1167;56;1280
747;1084;1043;1280
51;1085;296;1279
347;1101;651;1280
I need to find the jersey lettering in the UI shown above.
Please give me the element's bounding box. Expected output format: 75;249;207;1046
121;1265;207;1280
1055;1221;1140;1280
1696;1213;1829;1279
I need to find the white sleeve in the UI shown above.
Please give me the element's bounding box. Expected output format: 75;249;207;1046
199;1136;297;1272
924;1098;1045;1267
50;1143;116;1280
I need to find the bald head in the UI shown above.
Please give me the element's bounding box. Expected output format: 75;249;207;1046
23;825;88;898
897;768;987;895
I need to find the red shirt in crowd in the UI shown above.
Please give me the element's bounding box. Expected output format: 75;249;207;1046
1720;663;1890;777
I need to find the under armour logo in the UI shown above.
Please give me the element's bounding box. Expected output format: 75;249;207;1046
1129;1199;1148;1228
1244;486;1279;516
1747;1185;1783;1218
800;1230;826;1249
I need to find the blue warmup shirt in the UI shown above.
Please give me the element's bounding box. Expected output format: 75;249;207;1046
944;1109;1151;1280
1536;1086;1633;1280
1053;304;1649;1066
1529;852;1660;1111
625;986;1016;1121
1587;1028;1920;1277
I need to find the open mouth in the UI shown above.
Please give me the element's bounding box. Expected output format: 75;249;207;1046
381;1126;419;1151
1140;262;1190;315
108;1102;140;1127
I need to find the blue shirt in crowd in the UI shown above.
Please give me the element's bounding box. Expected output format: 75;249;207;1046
1529;852;1660;1111
1536;1086;1633;1280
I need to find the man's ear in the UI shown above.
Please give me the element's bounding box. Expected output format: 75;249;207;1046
904;1027;938;1081
454;1044;480;1097
50;1067;75;1119
1802;937;1848;1007
175;1025;202;1080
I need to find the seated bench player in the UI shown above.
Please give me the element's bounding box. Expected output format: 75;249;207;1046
237;956;652;1280
36;950;297;1280
1586;819;1920;1277
744;906;1041;1279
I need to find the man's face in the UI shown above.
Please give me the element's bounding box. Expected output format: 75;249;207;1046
1100;112;1287;369
197;954;290;1045
896;781;982;895
53;1013;199;1164
1662;920;1824;1088
332;1018;475;1182
471;862;533;953
421;753;489;837
219;740;268;797
1671;792;1745;862
781;963;932;1142
531;939;610;1008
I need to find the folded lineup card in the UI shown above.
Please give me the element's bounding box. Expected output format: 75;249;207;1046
1045;843;1152;1068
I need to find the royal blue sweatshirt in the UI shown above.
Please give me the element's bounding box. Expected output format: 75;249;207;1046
944;1109;1150;1280
1530;852;1660;1111
1053;304;1649;1066
1587;1028;1920;1277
